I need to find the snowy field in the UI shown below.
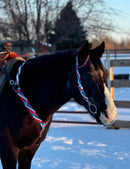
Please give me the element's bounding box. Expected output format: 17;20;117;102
0;54;130;169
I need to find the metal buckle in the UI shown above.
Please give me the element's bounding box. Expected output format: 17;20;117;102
87;100;97;115
9;79;15;86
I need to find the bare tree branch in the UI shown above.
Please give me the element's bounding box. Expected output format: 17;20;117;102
0;0;117;44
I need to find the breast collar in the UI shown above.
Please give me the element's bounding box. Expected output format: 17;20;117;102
15;63;49;137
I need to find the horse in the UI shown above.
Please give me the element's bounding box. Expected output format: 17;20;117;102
0;41;117;169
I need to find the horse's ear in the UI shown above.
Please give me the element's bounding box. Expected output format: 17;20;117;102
78;41;90;65
92;41;105;58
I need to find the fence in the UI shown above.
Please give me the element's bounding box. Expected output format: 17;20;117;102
109;59;130;108
106;58;130;128
105;49;130;59
52;101;98;125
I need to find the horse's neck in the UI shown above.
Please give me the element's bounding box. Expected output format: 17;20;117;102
20;51;76;115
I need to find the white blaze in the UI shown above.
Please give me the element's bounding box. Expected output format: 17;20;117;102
99;84;117;125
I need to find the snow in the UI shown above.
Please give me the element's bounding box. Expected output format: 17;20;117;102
31;125;130;169
0;55;130;169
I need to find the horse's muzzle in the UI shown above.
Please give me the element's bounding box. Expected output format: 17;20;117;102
99;112;117;126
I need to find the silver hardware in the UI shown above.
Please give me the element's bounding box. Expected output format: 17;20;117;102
87;100;97;115
9;80;15;86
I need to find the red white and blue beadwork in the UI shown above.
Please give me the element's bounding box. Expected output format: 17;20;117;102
76;55;97;115
15;63;48;136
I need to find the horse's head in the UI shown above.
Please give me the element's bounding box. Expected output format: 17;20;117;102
72;41;117;125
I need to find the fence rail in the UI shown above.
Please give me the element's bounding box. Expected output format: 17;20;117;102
111;79;130;88
52;120;97;125
110;59;130;67
56;110;88;114
114;101;130;108
52;105;98;125
105;49;130;54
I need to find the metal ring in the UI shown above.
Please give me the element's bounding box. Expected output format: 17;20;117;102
88;101;97;115
9;80;14;86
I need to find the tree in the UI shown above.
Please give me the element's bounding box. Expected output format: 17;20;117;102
0;0;54;45
50;1;86;51
0;0;116;52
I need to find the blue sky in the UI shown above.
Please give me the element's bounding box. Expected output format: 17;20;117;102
105;0;130;41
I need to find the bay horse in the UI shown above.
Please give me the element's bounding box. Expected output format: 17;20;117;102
0;41;117;169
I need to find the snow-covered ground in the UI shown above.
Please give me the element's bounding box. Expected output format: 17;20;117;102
31;124;130;169
0;55;130;169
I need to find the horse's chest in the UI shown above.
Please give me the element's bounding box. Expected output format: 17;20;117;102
14;115;41;148
14;114;52;149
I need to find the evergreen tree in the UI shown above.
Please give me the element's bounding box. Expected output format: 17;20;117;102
52;1;86;51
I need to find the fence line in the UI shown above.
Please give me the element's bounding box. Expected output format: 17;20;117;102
106;49;130;54
52;100;98;125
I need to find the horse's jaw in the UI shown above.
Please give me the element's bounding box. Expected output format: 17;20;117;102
99;84;117;126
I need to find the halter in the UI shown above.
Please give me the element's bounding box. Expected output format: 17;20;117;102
15;63;49;137
76;55;97;115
